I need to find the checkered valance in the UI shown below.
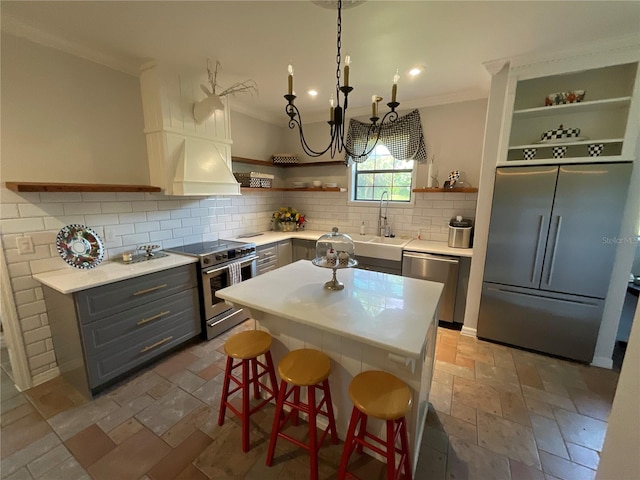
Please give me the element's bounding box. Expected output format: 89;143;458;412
344;109;427;163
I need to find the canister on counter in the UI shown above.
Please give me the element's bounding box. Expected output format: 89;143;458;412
448;216;473;248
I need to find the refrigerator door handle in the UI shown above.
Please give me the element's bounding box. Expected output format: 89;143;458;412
531;215;545;284
546;215;563;286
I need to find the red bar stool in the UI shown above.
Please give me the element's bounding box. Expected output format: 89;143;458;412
217;329;279;452
338;370;413;480
266;348;338;480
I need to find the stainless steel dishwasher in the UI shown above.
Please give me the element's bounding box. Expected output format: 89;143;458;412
402;251;459;322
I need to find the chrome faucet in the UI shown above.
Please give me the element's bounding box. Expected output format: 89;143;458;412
377;191;389;237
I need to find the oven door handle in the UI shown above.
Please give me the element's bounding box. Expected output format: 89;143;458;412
202;255;257;276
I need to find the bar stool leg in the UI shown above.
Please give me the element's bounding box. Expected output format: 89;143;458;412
385;420;395;480
265;351;278;397
321;379;339;444
266;379;287;466
241;359;250;452
292;386;301;426
399;418;413;480
338;407;361;480
308;385;319;480
251;357;260;400
355;411;367;454
217;356;233;426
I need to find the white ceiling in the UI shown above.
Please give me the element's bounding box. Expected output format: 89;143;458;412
2;1;639;123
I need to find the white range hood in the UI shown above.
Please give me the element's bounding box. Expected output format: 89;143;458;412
139;62;241;196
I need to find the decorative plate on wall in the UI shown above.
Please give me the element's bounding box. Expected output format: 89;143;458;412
55;224;104;269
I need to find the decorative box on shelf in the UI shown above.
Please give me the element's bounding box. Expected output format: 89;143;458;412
272;153;299;165
233;172;274;188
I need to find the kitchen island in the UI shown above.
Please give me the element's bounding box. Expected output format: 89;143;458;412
216;260;443;469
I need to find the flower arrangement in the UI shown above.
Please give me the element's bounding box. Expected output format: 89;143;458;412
273;206;306;231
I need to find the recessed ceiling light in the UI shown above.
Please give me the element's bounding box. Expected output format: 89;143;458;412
308;90;318;97
409;68;422;77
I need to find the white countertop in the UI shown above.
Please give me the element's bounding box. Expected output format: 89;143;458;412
32;253;198;294
234;230;473;257
216;260;444;359
404;239;474;257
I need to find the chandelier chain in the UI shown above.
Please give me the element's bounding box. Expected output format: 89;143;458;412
335;0;342;100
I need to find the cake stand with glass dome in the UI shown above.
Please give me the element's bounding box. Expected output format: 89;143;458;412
312;227;358;290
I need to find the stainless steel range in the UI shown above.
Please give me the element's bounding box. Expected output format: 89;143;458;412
164;239;257;339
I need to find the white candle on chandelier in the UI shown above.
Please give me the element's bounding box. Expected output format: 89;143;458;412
344;55;351;87
288;65;294;95
330;95;335;122
372;94;377;118
392;68;400;103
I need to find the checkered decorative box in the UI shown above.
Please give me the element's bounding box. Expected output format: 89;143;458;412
588;144;604;157
523;148;537;160
552;147;567;158
272;153;299;164
541;125;580;142
233;172;274;188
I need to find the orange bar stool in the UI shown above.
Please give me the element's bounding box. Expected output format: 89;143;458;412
266;348;338;480
217;329;279;453
338;370;413;480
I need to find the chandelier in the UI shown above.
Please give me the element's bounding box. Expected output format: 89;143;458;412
284;0;400;161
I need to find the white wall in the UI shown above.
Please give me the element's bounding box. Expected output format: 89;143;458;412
0;34;148;184
596;302;640;479
281;100;488;189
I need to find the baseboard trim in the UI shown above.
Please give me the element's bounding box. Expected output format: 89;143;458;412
460;326;477;338
591;356;613;370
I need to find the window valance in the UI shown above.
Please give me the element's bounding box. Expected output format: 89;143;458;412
344;109;427;163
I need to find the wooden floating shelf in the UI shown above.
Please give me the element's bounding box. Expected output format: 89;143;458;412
412;187;478;193
232;156;345;168
5;182;162;193
242;187;344;192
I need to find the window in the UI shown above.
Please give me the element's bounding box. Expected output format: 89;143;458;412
352;143;414;202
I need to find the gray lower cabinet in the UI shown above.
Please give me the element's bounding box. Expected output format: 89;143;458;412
256;240;292;275
43;264;201;397
292;239;316;261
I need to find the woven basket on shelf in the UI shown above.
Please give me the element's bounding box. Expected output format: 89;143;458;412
272;153;299;165
233;172;274;188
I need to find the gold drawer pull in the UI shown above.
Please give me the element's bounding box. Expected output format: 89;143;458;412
140;336;173;353
137;310;170;326
133;284;168;296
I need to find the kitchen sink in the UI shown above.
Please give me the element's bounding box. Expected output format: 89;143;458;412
352;235;412;261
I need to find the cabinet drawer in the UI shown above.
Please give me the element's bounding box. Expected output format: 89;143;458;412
76;264;197;324
257;245;277;259
85;307;201;388
81;288;200;357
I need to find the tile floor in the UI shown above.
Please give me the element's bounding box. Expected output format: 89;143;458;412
0;322;618;480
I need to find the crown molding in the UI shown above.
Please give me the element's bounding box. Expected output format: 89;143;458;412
2;15;142;76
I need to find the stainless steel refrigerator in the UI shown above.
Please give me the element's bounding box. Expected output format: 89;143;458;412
478;163;632;362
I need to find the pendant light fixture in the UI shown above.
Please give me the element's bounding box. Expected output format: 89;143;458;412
284;0;400;161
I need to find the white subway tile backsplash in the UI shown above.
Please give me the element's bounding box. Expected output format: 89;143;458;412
189;207;208;217
14;289;37;306
43;216;85;230
17;300;47;319
5;245;52;264
158;200;182;210
149;230;172;242
18;203;64;218
1;217;46;234
170;209;191;219
63;202;102;215
160;219;182;230
8;261;31;277
81;192;117;202
30;231;57;245
162;238;185;248
29;257;67;274
40;192;82;203
115;192;145;201
172;227;193;238
134;221;161;233
146;211;171;222
121;233;150;246
131;201;158;212
1;204;19;219
22;315;43;331
85;214;120;226
101;202;133;214
181;217;201;228
118;212;147;224
11;275;41;292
